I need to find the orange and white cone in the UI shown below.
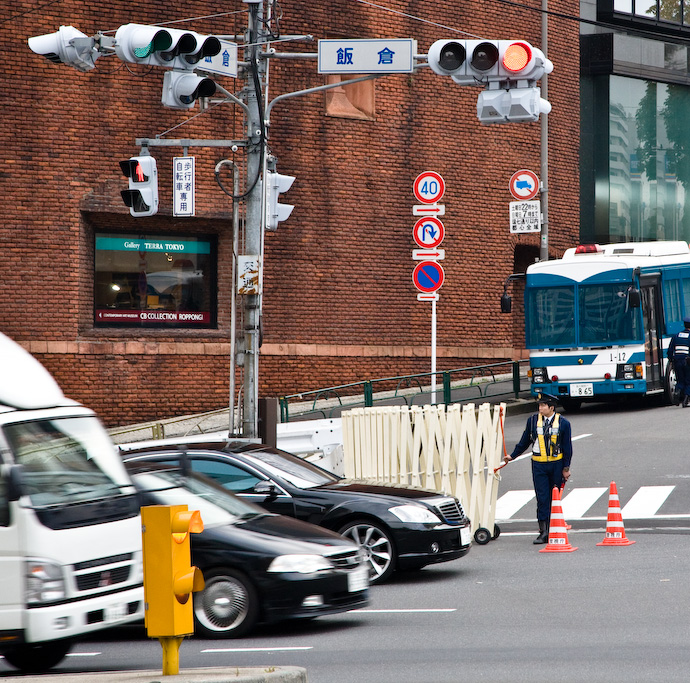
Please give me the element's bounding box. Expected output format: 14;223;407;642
540;486;578;553
597;481;635;546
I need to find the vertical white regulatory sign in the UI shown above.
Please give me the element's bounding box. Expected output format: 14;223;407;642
173;157;195;217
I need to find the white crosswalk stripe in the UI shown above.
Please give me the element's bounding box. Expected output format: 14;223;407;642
621;486;674;519
496;485;676;521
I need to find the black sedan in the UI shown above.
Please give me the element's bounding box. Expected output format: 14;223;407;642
120;439;472;584
125;460;369;638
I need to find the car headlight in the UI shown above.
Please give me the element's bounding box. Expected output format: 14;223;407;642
389;504;442;524
26;560;66;604
267;554;333;574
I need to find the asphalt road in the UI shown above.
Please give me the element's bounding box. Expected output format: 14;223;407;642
4;398;690;682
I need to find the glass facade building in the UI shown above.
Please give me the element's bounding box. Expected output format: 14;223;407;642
581;2;690;244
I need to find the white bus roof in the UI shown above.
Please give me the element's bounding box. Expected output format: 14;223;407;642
528;241;690;281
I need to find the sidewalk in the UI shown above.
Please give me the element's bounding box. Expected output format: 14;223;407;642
27;667;307;683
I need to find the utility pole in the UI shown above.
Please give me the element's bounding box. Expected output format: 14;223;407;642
242;0;266;438
540;0;549;261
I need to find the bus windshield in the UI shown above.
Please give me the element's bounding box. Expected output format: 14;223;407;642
527;283;642;347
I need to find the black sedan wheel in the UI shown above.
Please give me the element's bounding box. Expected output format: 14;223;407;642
339;519;395;584
193;568;259;638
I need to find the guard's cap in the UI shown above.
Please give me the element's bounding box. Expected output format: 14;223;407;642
683;316;690;325
536;393;559;407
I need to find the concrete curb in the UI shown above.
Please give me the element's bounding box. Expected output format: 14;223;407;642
24;667;308;683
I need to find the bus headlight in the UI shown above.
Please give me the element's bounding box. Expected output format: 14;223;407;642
531;367;549;383
26;560;66;604
616;363;644;381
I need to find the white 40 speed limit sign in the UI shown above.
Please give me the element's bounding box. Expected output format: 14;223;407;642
413;171;445;204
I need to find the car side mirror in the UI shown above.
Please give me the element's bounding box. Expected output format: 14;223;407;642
253;480;277;498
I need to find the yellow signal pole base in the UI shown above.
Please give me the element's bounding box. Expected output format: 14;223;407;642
159;636;184;676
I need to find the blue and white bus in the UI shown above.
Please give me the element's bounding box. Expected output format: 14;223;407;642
519;241;690;409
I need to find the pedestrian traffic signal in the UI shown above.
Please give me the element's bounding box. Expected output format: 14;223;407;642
161;70;216;109
141;504;204;638
265;171;295;231
428;39;552;86
28;25;99;71
114;24;221;69
120;156;159;217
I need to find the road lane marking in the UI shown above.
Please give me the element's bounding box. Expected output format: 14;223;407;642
354;608;456;613
202;647;313;653
621;486;674;519
66;652;101;657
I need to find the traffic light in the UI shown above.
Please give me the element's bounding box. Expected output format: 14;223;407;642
120;156;159;217
141;504;204;638
161;70;216;109
265;171;295;231
114;24;221;69
28;25;99;71
476;84;551;124
427;39;552;86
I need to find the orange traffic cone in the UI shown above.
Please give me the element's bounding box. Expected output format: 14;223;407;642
540;486;578;553
597;481;635;546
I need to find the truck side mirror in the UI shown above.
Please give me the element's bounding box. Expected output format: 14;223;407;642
501;292;512;313
6;464;24;502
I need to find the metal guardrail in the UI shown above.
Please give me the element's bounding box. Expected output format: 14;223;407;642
279;360;530;422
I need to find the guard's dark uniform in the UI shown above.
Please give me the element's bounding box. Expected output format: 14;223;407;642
667;318;690;406
509;411;573;522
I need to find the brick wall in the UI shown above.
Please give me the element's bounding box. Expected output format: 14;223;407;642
4;1;579;427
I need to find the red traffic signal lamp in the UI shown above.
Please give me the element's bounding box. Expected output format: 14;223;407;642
427;39;552;86
120;156;158;217
141;504;204;638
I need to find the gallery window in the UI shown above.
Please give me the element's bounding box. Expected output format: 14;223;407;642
94;232;217;328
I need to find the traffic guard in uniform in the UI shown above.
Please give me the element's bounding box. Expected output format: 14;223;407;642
667;316;690;407
504;394;573;544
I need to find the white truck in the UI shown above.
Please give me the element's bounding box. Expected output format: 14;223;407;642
0;332;144;672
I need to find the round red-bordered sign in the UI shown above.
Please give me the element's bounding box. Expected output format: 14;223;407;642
413;171;445;204
509;169;540;201
413;217;445;249
412;260;445;293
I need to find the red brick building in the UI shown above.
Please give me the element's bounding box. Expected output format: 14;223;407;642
4;1;580;426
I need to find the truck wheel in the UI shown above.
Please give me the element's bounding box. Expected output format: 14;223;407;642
2;639;72;672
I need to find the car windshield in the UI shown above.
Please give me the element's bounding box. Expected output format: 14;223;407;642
239;447;341;489
4;416;134;507
128;465;268;526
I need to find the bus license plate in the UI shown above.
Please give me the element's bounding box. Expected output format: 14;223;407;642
570;383;594;397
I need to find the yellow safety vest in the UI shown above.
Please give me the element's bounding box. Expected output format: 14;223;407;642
532;413;563;462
